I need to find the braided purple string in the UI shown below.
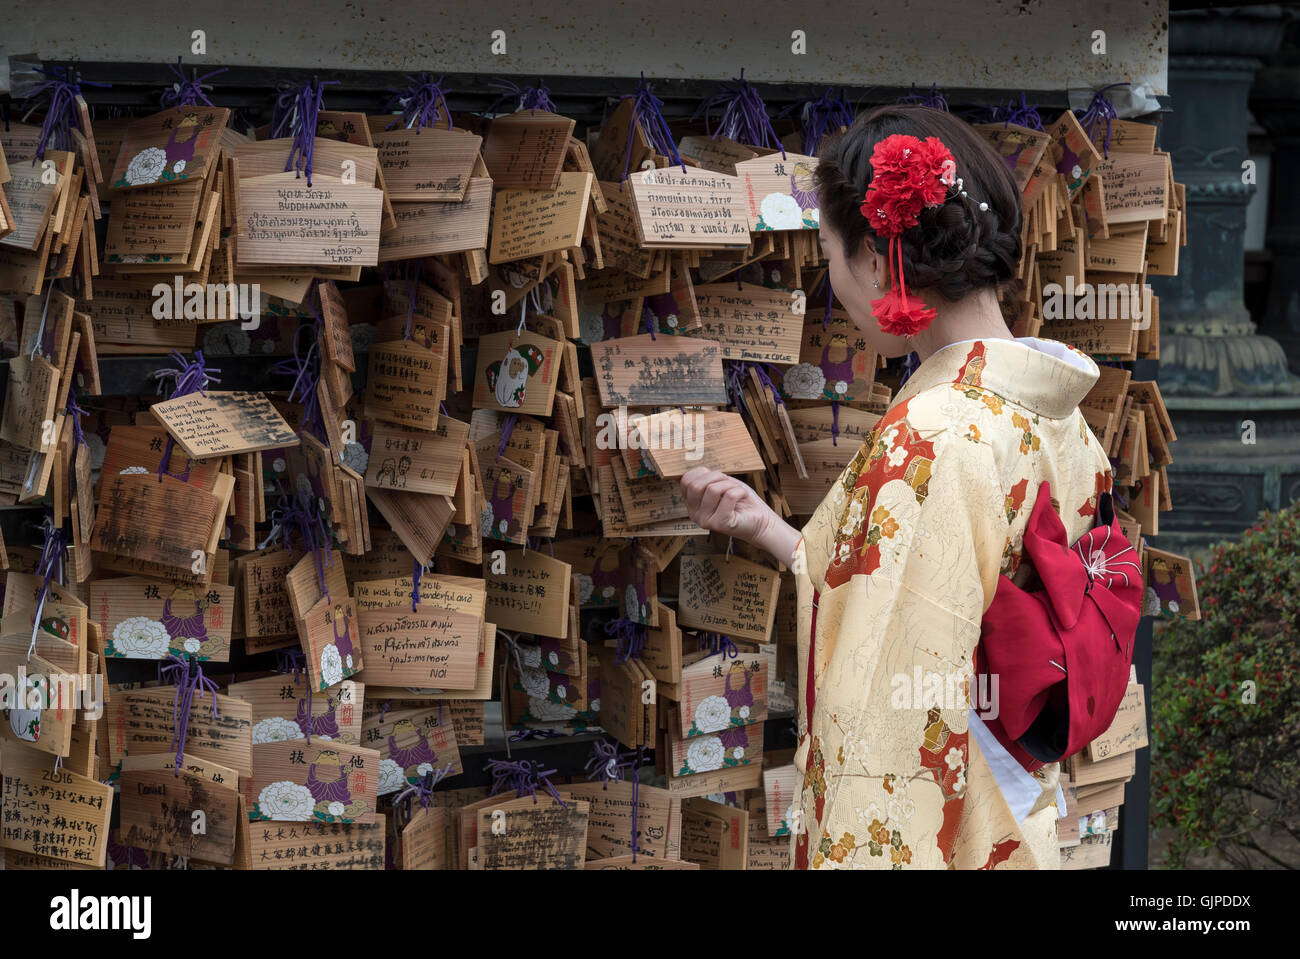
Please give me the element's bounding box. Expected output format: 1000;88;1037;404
21;65;110;159
160;57;227;110
779;86;854;157
151;350;220;481
618;74;688;184
484;77;557;115
508;727;567;742
585;740;650;859
831;400;840;446
643;305;656;341
65;393;87;453
1076;83;1128;159
698;632;739;659
27;515;66;659
276;79;337;187
159;654;221;777
272;310;326;442
276;489;333;600
496;413;518;460
693;69;785;156
385;73;453;132
403;259;422;343
485;758;568;808
276;648;312;745
411;559;422;612
896;83;949;112
603;617;647;663
391;762;453;861
988;91;1044;131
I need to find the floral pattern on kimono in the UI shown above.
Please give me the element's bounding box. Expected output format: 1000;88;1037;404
790;337;1114;870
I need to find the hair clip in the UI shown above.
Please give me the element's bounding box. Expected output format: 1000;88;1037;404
948;176;991;213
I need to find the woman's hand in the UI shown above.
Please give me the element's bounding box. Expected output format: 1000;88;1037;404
680;468;802;568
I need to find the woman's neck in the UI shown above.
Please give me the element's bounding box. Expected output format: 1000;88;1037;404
908;287;1015;362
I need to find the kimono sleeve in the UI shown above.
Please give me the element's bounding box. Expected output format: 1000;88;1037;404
795;428;1006;870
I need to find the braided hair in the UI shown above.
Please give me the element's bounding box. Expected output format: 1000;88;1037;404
815;105;1022;304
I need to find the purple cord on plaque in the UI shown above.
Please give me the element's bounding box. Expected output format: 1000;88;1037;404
618;73;688;184
411;559;422;612
1077;83;1128;159
896;83;949;112
21;65;110;159
385;73;453;132
603;617;647;664
151;350;220;481
483;77;556;115
276;648;312;744
485;758;568;807
391;763;453;861
988;91;1044;131
693;69;785;157
160;653;221;776
160;56;227;110
778;86;854;157
698;632;739;660
27;515;66;659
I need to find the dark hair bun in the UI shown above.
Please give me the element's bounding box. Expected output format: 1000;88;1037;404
815;105;1022;303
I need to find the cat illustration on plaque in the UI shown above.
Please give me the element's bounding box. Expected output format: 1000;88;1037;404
486;343;545;409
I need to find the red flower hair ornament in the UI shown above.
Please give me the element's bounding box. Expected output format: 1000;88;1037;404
859;134;959;338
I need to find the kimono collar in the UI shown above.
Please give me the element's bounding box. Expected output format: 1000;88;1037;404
891;336;1100;419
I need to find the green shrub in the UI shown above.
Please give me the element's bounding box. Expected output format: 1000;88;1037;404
1150;504;1300;869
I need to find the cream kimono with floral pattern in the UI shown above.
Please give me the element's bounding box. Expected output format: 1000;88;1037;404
790;337;1113;870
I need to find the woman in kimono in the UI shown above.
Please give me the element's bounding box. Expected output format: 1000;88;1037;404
682;106;1113;870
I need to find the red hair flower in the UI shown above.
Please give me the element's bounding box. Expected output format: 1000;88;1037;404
858;134;957;338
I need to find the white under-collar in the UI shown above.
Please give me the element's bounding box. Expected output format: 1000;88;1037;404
937;336;1095;375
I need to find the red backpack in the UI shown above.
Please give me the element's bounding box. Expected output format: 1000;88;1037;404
975;479;1143;772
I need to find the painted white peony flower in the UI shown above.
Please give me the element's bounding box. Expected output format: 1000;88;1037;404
693;695;731;734
548;651;559;666
519;666;551;700
272;457;286;474
520;645;543;669
345;654;353;670
739;705;750;719
173;159;186;174
574;573;594;606
182;637;201;653
686;735;725;773
732;747;745;760
378;758;405;795
252;716;302;744
124;147;167;185
834;380;849;396
417;762;433;777
480;506;495;538
782;363;827;400
625;584;641;620
327;801;345;817
759;192;803;230
555;685;567;700
319;643;344;688
112;617;171;659
258;780;314;820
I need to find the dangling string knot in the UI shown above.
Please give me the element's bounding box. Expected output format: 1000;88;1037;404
160;57;227;109
385;73;453;133
160;653;220;776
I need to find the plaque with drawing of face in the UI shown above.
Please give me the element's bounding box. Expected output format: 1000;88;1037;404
473;330;560;416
